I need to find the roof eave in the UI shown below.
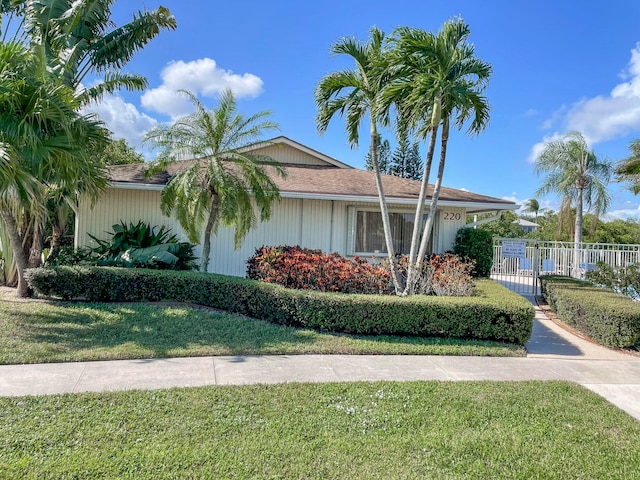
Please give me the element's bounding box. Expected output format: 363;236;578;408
109;182;515;210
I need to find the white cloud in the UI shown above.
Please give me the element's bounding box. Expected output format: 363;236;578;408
563;43;640;144
141;58;264;118
603;205;640;221
527;132;564;163
540;105;566;130
83;94;158;148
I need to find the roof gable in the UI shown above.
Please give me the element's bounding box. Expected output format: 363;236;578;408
242;136;352;168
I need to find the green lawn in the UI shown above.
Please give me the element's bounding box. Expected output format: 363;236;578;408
0;297;524;364
1;381;639;479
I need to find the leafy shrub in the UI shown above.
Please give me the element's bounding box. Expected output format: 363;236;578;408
26;267;534;344
394;253;475;296
44;246;96;267
89;221;197;270
586;261;640;300
540;275;640;349
247;245;391;294
453;228;493;277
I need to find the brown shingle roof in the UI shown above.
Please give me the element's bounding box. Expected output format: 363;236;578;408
108;161;512;206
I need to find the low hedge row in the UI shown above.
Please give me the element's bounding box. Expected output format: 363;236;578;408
25;267;534;344
540;275;640;349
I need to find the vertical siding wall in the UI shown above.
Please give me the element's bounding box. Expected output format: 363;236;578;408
75;188;184;248
434;207;466;253
77;189;466;277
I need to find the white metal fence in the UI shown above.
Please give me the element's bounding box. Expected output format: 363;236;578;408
490;238;640;296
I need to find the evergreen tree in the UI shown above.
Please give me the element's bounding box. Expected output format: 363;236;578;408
389;130;423;180
364;135;391;173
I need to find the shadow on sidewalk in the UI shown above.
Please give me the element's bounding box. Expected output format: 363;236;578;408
525;318;582;356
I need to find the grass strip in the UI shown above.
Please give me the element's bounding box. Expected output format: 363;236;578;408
0;299;524;364
1;381;639;479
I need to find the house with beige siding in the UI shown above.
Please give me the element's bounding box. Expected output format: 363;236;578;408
76;136;516;277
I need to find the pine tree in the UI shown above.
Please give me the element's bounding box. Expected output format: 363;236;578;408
364;135;391;173
389;129;423;180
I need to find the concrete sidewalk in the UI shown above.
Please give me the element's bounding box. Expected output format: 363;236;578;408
1;354;640;419
1;298;639;420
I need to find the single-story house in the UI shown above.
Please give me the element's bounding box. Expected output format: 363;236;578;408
75;136;516;277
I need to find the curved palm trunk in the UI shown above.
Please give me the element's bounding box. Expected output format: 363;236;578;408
417;115;451;264
369;125;403;295
200;196;219;273
403;99;441;295
0;205;29;297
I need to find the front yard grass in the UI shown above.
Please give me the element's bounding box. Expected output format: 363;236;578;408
2;381;639;479
0;295;524;364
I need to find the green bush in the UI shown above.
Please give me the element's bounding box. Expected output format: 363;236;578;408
89;221;198;270
453;228;493;277
26;267;534;344
540;275;640;349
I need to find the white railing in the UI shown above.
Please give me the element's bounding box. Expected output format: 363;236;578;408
491;239;640;295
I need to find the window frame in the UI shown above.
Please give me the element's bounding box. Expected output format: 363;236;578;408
347;206;431;257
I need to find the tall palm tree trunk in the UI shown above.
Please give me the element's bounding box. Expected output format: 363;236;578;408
416;115;450;264
0;205;29;297
404;101;441;295
573;186;584;277
370;126;403;294
200;197;220;273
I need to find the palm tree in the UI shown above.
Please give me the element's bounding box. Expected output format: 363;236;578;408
523;198;540;219
144;90;286;273
615;139;640;194
1;0;175;265
315;27;403;294
0;42;109;296
389;19;492;294
535;131;612;275
2;0;176;104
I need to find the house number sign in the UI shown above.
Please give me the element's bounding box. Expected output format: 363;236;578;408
442;212;462;221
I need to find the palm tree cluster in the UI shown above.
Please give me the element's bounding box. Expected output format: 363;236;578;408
315;18;492;295
0;1;175;296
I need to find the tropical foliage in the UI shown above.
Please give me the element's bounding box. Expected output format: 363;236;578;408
144;90;286;273
0;41;109;296
315;26;404;293
0;1;175;295
615;139;640;194
316;18;491;296
89;221;197;270
534;131;612;249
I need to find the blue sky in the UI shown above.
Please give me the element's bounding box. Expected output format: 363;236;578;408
89;0;640;220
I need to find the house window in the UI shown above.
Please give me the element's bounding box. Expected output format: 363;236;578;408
353;210;428;255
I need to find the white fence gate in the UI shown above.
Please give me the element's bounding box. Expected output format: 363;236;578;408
490;238;640;296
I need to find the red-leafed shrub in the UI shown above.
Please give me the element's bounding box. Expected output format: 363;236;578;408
246;245;391;294
393;253;475;296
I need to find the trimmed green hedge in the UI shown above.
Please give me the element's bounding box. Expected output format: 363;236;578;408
25;267;534;344
540;275;640;349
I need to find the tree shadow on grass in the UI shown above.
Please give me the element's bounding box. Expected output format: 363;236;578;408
0;300;523;364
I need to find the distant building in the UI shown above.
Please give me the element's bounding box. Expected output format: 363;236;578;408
514;218;539;233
